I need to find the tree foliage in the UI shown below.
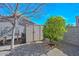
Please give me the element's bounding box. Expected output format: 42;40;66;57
43;16;66;42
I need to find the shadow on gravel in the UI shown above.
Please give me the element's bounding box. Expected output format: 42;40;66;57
6;43;54;56
0;49;10;52
57;41;79;56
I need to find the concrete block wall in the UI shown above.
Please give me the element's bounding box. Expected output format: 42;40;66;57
63;27;79;46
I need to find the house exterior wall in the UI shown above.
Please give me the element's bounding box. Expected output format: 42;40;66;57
0;16;43;43
76;16;79;26
0;21;24;40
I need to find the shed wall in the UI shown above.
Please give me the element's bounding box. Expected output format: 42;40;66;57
25;24;43;43
26;24;33;43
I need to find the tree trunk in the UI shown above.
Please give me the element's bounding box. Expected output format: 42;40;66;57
11;19;17;50
16;30;19;43
11;26;15;49
11;15;22;50
48;39;56;47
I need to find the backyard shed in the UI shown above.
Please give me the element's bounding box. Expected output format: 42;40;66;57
25;24;43;43
20;17;43;43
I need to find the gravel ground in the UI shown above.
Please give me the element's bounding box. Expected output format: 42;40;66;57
0;40;79;56
0;45;11;56
5;42;67;56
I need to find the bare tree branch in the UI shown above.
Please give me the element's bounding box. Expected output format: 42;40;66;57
24;3;32;11
0;4;5;8
0;3;14;15
19;4;45;16
13;3;19;17
4;3;14;14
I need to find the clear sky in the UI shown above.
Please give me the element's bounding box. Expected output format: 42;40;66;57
0;3;79;25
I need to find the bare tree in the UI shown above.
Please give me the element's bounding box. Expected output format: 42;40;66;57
0;3;45;50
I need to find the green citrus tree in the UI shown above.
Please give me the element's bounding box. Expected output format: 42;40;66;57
43;16;66;43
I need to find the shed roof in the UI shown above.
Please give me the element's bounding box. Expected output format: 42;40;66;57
0;15;39;25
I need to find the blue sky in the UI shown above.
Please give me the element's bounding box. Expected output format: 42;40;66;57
43;3;79;26
0;3;79;25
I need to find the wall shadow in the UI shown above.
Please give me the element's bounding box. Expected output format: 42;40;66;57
56;41;79;56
